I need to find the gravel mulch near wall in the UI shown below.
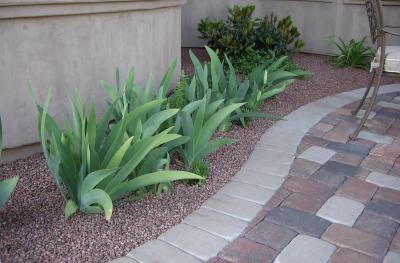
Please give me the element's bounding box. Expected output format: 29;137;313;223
1;49;399;263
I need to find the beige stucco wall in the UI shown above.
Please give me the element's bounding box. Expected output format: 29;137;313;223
0;0;185;151
182;0;400;54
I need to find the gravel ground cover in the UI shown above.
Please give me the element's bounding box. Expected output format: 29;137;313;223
1;48;399;262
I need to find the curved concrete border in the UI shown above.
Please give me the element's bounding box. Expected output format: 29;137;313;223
112;84;400;263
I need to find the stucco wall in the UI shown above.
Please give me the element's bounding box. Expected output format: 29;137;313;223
182;0;400;54
0;0;185;151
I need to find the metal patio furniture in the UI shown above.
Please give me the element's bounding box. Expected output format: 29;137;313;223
350;0;400;139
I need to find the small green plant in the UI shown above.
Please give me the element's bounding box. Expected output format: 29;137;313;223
101;60;177;127
169;71;191;109
31;88;202;221
230;49;300;75
198;18;226;52
255;15;288;55
179;47;307;128
199;5;258;58
264;13;305;52
101;62;191;194
187;160;208;185
247;56;309;109
229;50;272;75
172;97;243;180
328;36;375;70
0;116;19;209
186;47;278;129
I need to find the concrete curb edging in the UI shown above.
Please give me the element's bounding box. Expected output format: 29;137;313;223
112;84;400;263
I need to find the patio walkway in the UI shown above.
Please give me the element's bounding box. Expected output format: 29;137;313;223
113;84;400;263
214;91;400;263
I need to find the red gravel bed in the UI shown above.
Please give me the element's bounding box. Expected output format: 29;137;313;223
1;49;399;262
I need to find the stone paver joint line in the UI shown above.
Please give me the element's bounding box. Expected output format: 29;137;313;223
233;168;285;190
365;199;400;223
317;195;365;227
202;193;263;222
356;109;377;119
366;172;400;191
358;131;394;144
383;251;400;263
183;208;248;241
275;235;336;263
267;206;331;238
378;101;400;111
127;239;201;263
298;146;336;164
219;181;275;205
322;224;390;259
158;224;228;261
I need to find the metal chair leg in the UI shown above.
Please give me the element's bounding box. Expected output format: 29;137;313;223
350;69;383;140
351;70;376;116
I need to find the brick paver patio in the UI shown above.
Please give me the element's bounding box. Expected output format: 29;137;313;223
213;91;400;263
113;85;400;263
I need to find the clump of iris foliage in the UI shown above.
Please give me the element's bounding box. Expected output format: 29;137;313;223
198;4;305;74
0;116;19;209
28;45;307;220
167;46;308;177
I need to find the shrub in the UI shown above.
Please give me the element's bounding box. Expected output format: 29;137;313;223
30;88;202;221
101;60;177;126
172;97;243;181
164;47;307;183
175;47;307;128
230;49;301;75
101;62;192;194
0;116;19;209
185;47;278;129
183;160;209;186
263;14;305;53
101;61;239;185
197;18;226;52
329;36;375;70
247;56;309;108
198;4;304;72
169;71;191;109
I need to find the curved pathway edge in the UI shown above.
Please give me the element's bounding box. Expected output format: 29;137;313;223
112;84;400;263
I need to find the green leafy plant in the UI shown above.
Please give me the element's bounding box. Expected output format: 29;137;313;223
177;47;306;128
186;47;280;129
169;71;191;109
199;5;256;58
0;116;19;209
173;96;243;178
198;18;226;52
101;60;177;128
198;4;304;73
263;13;305;53
187;160;208;185
31;88;202;221
230;49;300;75
328;36;375;70
255;15;288;55
247;56;309;109
101;62;189;194
199;5;258;58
